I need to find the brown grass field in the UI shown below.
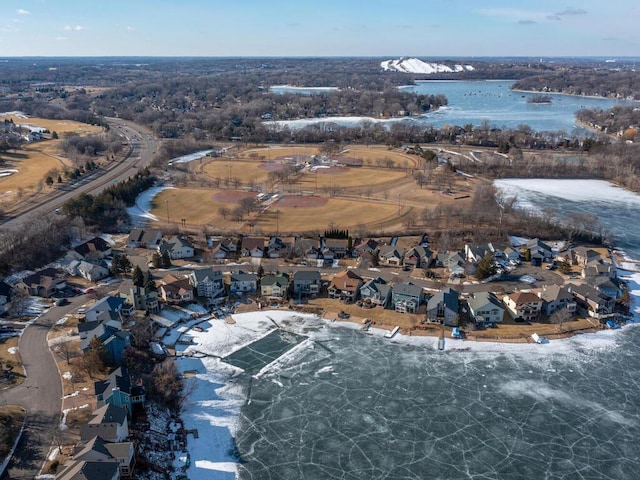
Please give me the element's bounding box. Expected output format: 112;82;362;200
202;159;272;184
0;116;102;203
0;337;23;387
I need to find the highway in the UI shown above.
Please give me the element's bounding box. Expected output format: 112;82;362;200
0;117;161;231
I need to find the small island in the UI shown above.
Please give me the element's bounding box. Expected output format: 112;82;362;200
527;94;553;104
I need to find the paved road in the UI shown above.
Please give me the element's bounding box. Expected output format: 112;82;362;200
0;117;160;231
0;295;87;479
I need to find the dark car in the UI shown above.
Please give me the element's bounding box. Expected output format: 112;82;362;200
55;298;69;306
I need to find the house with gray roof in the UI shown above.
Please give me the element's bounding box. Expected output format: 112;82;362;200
64;435;134;478
74;237;112;259
292;270;322;297
391;282;424;313
55;458;120;480
404;245;433;269
189;268;224;299
467;292;505;326
126;228;162;249
80;404;129;443
359;277;391;308
95;367;145;416
426;287;459;326
158;235;195;260
230;271;257;295
378;245;405;266
568;283;614;318
537;285;577;317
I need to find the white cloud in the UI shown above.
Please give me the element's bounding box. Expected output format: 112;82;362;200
16;9;30;15
126;26;136;31
64;25;87;31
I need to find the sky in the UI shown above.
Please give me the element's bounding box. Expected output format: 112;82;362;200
0;0;638;57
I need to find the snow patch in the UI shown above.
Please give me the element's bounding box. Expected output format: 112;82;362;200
381;57;474;74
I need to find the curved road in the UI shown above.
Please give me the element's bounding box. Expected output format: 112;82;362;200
0;117;161;230
0;118;160;478
0;296;88;479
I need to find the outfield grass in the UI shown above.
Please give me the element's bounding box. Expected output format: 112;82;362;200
202;159;271;185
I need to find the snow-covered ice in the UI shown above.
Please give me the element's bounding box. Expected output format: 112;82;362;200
126;186;174;226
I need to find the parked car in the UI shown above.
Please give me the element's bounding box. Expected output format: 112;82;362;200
55;298;69;306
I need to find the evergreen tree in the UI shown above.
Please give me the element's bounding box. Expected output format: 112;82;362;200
132;265;144;287
476;252;497;280
160;250;172;268
151;252;161;269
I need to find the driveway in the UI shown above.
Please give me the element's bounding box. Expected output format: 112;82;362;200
0;295;87;479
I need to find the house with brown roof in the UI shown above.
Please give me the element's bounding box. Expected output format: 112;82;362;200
240;236;265;257
328;270;363;302
16;267;66;297
158;274;193;303
503;291;543;322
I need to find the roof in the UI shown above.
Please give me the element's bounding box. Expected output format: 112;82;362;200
538;285;573;303
261;273;289;287
127;228;162;245
77;320;102;334
241;237;265;252
94;367;131;397
392;282;423;298
467;291;503;312
427;287;459;312
19;267;61;287
158;236;194;254
74;435;113;460
379;245;405;258
572;246;601;258
55;460;119;480
293;270;321;282
89;296;126;313
526;238;552;251
230;272;257;282
89;403;127;425
329;270;363;291
506;291;542;304
74;237;111;256
190;268;222;283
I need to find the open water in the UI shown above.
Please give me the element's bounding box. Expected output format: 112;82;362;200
235;181;640;479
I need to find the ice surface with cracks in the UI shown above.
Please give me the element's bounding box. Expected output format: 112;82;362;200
235;326;640;479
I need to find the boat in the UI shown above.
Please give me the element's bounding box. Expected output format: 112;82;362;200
531;333;548;344
384;326;400;339
451;327;464;339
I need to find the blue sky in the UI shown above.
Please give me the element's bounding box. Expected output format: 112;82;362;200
1;1;638;57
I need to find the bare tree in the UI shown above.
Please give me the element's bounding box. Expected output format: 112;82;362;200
549;307;574;332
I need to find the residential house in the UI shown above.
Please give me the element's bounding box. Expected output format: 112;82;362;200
537;285;577;317
80;320;131;366
126;228;162;249
378;245;405;266
435;251;466;277
426;287;459;326
77;259;110;283
118;280;160;314
292;270;321;297
85;296;132;323
230;271;258;295
260;273;289;298
582;260;616;279
209;237;238;259
352;238;379;257
80;403;129;443
359;277;391;308
568;283;615;318
68;435;134;478
55;458;121;480
322;238;349;259
157;236;195;260
467;292;505;326
391;282;425;313
266;236;291;258
571;246;601;267
523;238;554;264
74;237;112;259
158;274;193;304
502;247;520;263
189;268;224;300
328;270;363;302
503;291;543;322
587;276;621;299
16;267;66;297
464;243;493;264
404;245;434;269
0;280;12;314
94;367;145;415
241;237;265;258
